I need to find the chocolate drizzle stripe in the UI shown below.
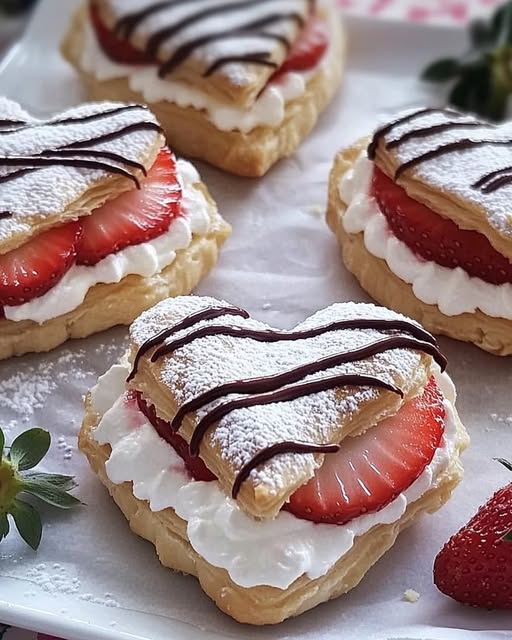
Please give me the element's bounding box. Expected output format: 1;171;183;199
386;121;491;149
0;168;37;185
395;139;512;180
189;373;403;457
232;441;339;499
40;148;148;176
171;334;443;436
367;107;462;159
0;210;12;219
116;0;207;38
127;306;250;382
146;0;283;58
204;53;277;77
60;122;164;149
151;318;438;363
159;20;296;78
0;157;142;188
0;118;26;128
472;166;512;194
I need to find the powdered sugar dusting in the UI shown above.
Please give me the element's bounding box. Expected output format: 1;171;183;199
379;108;512;239
106;0;310;89
0;97;162;245
130;297;431;495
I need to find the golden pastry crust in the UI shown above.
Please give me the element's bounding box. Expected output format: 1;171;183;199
91;0;312;108
327;141;512;356
60;4;346;177
79;394;467;625
0;185;230;360
126;297;441;521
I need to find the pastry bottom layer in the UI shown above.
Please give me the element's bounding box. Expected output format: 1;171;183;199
79;394;466;626
0;191;230;360
60;7;346;178
327;147;512;356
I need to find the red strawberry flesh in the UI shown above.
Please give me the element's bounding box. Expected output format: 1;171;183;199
76;147;182;266
90;4;154;65
274;15;329;79
0;221;82;307
136;392;217;482
434;482;512;609
285;377;445;525
372;166;512;285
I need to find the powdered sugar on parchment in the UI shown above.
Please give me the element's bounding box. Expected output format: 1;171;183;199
130;296;432;495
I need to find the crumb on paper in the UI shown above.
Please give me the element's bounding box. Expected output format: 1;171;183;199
309;204;323;217
403;589;420;603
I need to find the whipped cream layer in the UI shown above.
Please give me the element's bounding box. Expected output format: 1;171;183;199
80;13;335;134
340;152;512;320
5;160;210;325
91;361;461;590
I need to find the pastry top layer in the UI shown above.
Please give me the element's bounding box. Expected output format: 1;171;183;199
369;107;512;261
0;97;164;255
93;0;315;108
127;295;445;520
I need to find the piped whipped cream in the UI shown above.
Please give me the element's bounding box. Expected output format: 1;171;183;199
5;160;210;325
340;152;512;320
80;16;334;134
91;361;461;590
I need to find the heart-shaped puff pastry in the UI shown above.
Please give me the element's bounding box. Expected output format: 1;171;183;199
327;107;512;355
80;295;468;624
0;97;230;360
60;0;346;176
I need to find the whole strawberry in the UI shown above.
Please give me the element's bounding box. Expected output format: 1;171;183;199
433;459;512;609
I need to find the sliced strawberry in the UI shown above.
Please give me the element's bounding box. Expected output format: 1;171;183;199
275;15;329;77
372;167;512;285
0;222;82;307
90;4;154;65
285;377;445;525
136;392;217;482
76;148;182;266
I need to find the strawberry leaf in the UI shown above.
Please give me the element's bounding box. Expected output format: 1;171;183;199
422;58;460;82
0;624;10;640
9;499;41;550
9;428;50;471
502;529;512;542
0;427;4;463
0;512;9;542
22;472;77;492
21;480;83;509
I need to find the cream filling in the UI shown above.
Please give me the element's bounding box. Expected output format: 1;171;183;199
80;16;335;134
4;160;210;325
339;153;512;320
90;362;461;590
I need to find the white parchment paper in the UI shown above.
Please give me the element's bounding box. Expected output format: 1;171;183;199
0;3;511;639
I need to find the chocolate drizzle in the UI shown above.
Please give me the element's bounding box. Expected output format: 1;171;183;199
0;210;12;219
110;0;310;78
0;106;163;191
232;442;339;499
127;306;250;381
369;106;512;194
130;305;447;498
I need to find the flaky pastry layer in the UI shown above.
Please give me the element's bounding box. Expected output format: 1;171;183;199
79;393;467;625
0;184;230;360
92;0;313;108
327;143;512;355
60;4;345;177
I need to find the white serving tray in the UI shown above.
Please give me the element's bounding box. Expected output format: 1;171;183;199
0;2;511;639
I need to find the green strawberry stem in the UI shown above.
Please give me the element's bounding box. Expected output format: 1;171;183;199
0;426;82;550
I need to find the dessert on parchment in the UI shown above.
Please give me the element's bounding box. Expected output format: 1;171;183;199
80;295;468;624
327;107;512;355
0;98;229;359
61;0;345;176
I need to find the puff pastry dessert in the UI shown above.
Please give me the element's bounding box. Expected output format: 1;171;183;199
327;107;512;356
0;98;229;360
80;295;468;625
60;0;345;177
